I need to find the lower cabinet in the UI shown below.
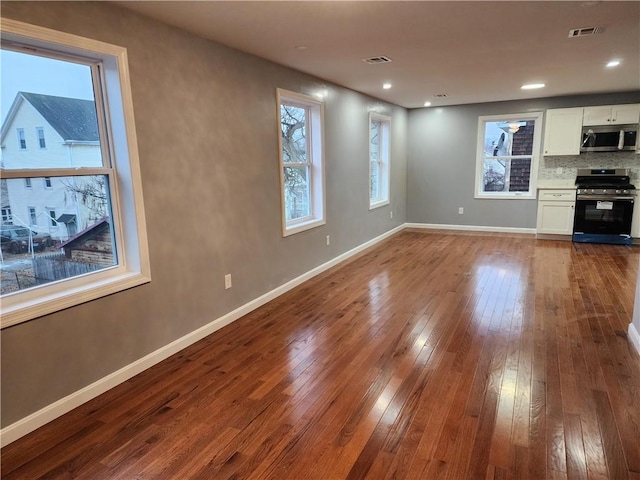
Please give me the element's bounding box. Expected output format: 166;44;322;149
536;189;576;236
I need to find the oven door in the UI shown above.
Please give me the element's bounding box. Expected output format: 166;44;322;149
573;195;635;244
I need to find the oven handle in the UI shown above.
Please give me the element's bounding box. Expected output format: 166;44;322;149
576;195;635;201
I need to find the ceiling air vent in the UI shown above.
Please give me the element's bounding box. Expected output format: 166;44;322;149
433;94;448;98
568;26;602;37
362;55;392;64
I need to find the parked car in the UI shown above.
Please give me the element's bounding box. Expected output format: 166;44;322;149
0;226;53;254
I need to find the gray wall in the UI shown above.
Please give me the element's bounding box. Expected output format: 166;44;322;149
0;2;407;427
407;92;640;228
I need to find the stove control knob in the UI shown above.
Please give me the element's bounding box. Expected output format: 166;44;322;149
624;189;629;194
603;189;607;193
591;189;596;193
616;189;622;194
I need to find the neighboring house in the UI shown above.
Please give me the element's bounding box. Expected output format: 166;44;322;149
0;92;103;240
59;217;114;267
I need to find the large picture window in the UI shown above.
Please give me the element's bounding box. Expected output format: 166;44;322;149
475;112;542;199
0;19;150;327
277;89;325;236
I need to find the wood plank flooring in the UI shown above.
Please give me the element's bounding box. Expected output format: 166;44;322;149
2;230;640;479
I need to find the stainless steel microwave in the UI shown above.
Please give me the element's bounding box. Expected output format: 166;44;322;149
581;124;638;152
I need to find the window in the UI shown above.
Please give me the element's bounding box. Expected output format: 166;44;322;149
28;206;37;225
48;208;56;227
369;113;391;209
1;207;12;224
277;89;325;236
17;128;26;149
36;126;46;148
475;112;542;199
0;19;150;328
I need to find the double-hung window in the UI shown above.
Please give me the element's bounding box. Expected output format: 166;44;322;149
277;89;325;236
0;19;150;327
36;126;46;148
475;112;542;199
369;113;390;209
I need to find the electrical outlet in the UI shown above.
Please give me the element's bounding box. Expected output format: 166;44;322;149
556;167;563;175
458;207;464;215
224;274;232;289
326;235;330;246
390;211;393;219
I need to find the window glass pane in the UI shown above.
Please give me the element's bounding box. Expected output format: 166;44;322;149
1;49;103;169
370;120;380;161
1;174;115;295
483;120;535;157
283;166;310;221
482;158;507;192
370;161;380;200
508;158;531;192
280;104;307;164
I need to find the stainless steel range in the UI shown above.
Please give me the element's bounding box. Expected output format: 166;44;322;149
573;168;636;245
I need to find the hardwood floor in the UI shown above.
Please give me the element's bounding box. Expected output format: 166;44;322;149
3;231;640;479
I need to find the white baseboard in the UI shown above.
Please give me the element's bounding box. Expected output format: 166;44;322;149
0;225;404;447
629;323;640;357
405;222;536;235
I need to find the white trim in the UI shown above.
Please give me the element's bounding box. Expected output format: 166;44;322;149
0;18;151;328
404;222;536;235
277;88;326;237
629;323;640;357
369;113;391;208
0;224;403;447
474;112;542;200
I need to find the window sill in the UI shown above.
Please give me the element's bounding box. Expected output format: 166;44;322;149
0;269;151;329
283;217;326;237
474;192;536;200
369;200;390;210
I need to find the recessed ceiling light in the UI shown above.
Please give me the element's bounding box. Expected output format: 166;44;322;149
606;60;621;68
521;83;545;90
424;101;432;107
295;45;309;51
383;83;392;89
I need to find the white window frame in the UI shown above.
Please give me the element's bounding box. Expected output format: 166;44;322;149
36;126;46;148
369;113;391;209
276;88;325;237
24;177;32;189
0;18;151;328
43;176;52;189
474;112;542;200
17;128;26;150
28;206;37;226
1;207;12;224
47;208;57;227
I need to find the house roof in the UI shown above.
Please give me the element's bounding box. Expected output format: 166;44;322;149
20;92;99;142
56;214;77;224
59;217;110;249
1;92;99;143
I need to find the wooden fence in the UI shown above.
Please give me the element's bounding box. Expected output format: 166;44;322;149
32;253;102;283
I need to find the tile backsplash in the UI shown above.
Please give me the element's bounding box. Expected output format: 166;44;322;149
539;151;640;183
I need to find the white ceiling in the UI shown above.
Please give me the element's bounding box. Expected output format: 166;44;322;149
115;1;640;109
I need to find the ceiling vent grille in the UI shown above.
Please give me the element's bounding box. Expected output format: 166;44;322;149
362;55;392;64
568;26;602;37
433;94;448;98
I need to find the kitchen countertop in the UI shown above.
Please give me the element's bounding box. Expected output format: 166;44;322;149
537;180;576;189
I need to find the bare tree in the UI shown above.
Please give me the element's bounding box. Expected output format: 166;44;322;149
62;175;108;226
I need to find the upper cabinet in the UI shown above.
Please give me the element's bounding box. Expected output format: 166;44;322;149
543;107;583;156
583;104;640;126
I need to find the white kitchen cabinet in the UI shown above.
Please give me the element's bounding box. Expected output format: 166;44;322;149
583;104;640;126
543;108;583;156
536;189;576;236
